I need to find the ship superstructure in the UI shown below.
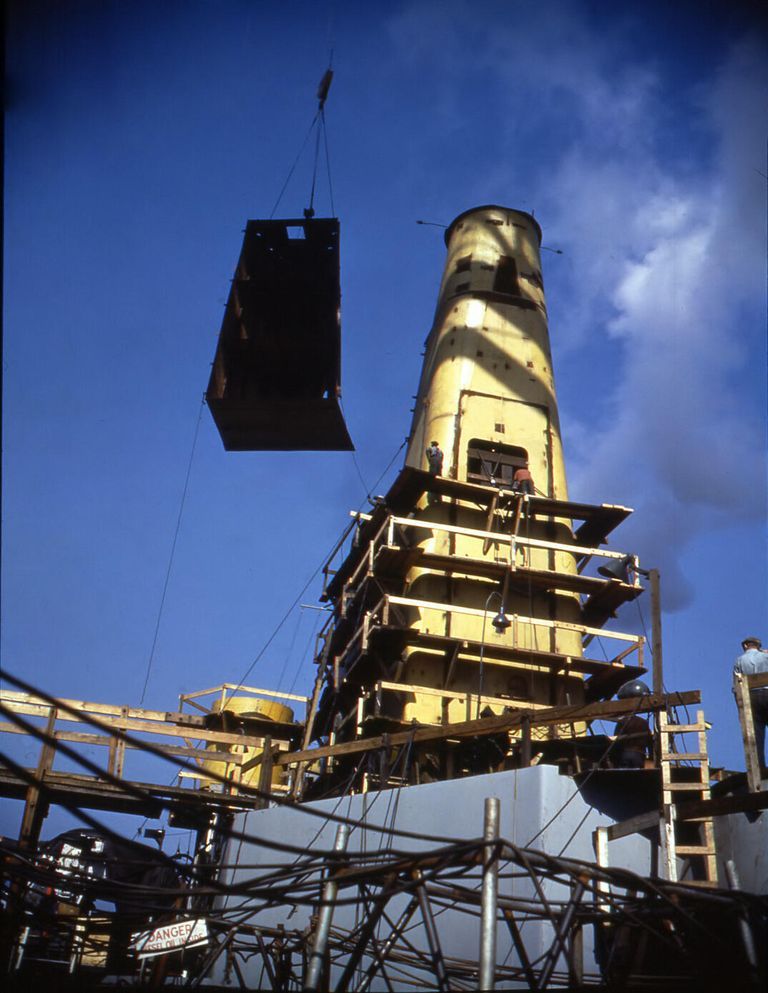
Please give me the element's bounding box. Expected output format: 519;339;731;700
303;205;648;792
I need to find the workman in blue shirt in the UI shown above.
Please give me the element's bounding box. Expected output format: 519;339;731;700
733;636;768;772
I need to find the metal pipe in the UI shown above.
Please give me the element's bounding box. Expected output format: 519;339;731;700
414;871;449;993
355;896;419;993
479;796;500;991
724;859;758;973
304;823;349;992
537;879;585;989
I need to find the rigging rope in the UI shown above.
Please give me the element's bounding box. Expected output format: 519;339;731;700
139;396;205;705
269;110;319;219
269;65;335;220
227;435;406;699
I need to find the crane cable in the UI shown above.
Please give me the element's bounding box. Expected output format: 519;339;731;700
139;396;205;705
270;65;335;220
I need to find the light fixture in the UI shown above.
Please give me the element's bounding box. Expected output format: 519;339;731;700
597;554;635;583
492;606;511;633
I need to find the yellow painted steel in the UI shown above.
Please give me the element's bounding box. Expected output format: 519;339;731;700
402;205;583;729
202;696;294;787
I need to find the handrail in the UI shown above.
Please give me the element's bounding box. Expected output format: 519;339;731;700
331;591;644;687
384;593;643;645
179;683;309;706
328;511;640;598
384;514;637;567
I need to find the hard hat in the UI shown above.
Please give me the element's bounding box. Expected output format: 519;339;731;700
616;679;651;699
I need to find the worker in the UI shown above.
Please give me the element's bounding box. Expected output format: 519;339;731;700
511;461;534;495
612;679;652;768
426;440;444;475
612;714;652;768
733;636;768;771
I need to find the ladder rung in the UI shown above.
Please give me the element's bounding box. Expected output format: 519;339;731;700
664;782;709;791
661;752;708;761
675;845;716;855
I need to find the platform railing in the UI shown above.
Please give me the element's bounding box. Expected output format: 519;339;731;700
323;509;642;602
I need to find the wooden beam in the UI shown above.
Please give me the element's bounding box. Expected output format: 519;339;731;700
0;699;285;748
676;789;768;821
605;810;660;841
481;493;499;556
0;721;276;765
0;689;207;727
275;690;700;767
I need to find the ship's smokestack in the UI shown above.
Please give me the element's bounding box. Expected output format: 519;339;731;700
309;204;647;783
399;205;583;718
406;204;568;501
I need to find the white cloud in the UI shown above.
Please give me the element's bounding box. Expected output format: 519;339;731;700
551;40;768;606
389;2;767;610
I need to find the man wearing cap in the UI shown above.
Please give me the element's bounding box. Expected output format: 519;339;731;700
426;441;444;475
733;637;768;771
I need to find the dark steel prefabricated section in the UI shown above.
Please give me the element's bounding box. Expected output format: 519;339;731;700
206;217;354;451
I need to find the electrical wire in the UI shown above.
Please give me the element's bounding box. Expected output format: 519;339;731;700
286;609;322;696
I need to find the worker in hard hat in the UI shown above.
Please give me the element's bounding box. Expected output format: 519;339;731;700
612;680;652;768
733;636;768;771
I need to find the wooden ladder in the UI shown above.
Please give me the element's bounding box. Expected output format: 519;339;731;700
658;709;718;885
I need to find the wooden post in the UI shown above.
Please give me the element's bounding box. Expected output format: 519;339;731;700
734;673;761;792
19;706;58;850
521;715;532;767
257;736;274;809
481;494;499;556
649;569;664;696
113;705;128;778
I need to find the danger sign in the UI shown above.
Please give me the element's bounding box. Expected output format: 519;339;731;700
132;918;209;959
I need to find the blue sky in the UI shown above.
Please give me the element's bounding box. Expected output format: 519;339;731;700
2;0;767;838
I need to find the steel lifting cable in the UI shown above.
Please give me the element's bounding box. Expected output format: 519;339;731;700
139;396;205;705
269;110;319;220
229;435;407;698
364;437;408;499
270;65;334;220
339;399;409;503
